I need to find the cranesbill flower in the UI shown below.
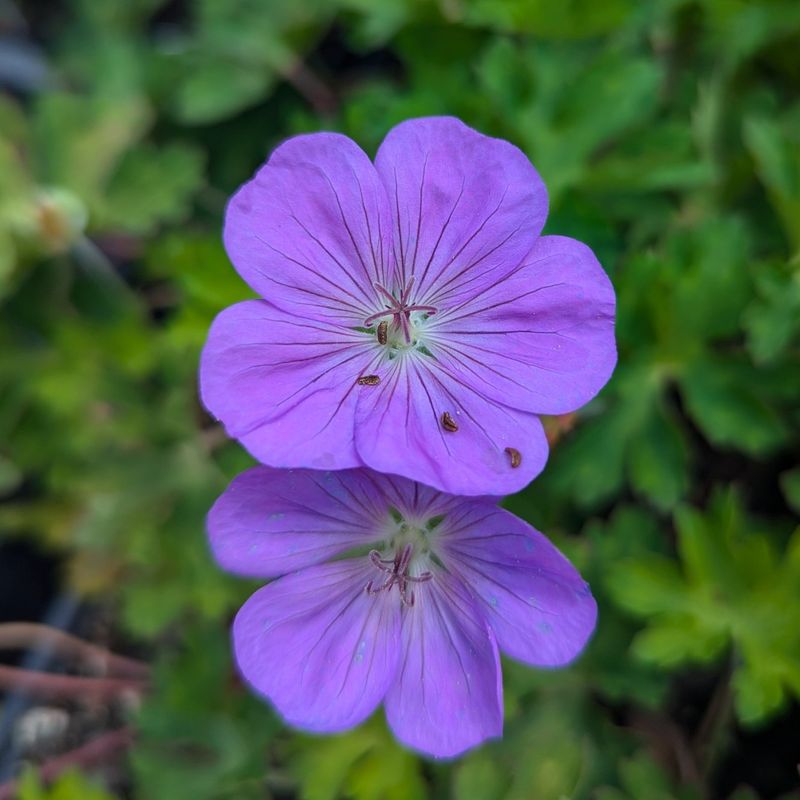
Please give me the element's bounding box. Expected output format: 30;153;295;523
209;466;596;758
201;116;616;496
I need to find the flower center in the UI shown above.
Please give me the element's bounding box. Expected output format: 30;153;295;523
364;510;444;606
365;544;432;607
363;276;437;346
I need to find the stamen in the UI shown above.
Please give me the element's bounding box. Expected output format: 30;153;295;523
504;447;522;468
365;545;433;606
399;274;415;305
441;412;459;432
373;281;399;307
357;374;381;386
364;309;394;327
363;278;438;345
369;550;394;571
377;321;388;345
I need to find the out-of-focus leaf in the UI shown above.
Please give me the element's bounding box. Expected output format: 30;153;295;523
744;261;800;363
597;751;700;800
628;399;690;511
159;0;333;124
0;453;22;494
132;622;279;800
17;768;118;800
743;114;800;254
99;142;205;234
291;717;426;800
680;357;788;456
34;92;152;208
780;468;800;516
453;751;505;800
477;43;663;200
703;0;800;69
609;490;800;724
465;0;636;38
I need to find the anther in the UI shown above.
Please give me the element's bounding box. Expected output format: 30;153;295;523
441;412;459;432
377;321;388;345
357;374;381;386
504;447;522;468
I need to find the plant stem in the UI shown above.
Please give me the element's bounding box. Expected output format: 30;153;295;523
0;623;150;679
0;665;147;700
692;661;734;781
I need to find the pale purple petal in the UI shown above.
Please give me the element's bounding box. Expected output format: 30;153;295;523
233;559;401;732
200;300;377;469
208;467;395;578
385;573;503;758
224;132;391;323
384;571;503;758
353;359;548;496
374;116;547;306
439;506;597;667
431;235;617;414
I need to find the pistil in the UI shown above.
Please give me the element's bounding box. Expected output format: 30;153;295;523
364;276;437;344
365;544;432;607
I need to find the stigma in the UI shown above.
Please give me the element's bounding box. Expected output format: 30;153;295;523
364;276;437;345
365;544;433;607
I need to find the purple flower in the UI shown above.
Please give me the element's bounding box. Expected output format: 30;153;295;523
209;466;596;758
201;117;616;496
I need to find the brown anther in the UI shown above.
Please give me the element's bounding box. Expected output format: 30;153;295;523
357;374;381;386
441;412;459;432
377;321;388;346
504;447;522;468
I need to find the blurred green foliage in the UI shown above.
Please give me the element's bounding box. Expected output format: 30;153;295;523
17;768;117;800
1;0;799;797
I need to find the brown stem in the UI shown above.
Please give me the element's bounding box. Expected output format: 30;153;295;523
0;727;134;800
629;708;705;796
200;424;229;453
0;665;148;701
692;662;734;780
0;623;150;679
280;59;337;115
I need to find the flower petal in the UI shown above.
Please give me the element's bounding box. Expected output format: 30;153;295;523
374;116;547;306
384;572;502;758
354;359;548;496
200;300;379;469
224;132;391;323
208;467;400;578
432;235;616;414
233;560;401;733
440;506;597;667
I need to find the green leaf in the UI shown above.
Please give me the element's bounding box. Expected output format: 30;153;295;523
743;113;800;254
34;92;152;207
607;555;687;617
627;399;690;511
780;468;800;515
291;717;425;800
17;768;118;800
465;0;637;38
744;261;800;364
680;357;788;456
132;622;279;800
632;615;727;666
169;58;277;125
609;490;800;724
453;751;506;800
99;142;205;234
0;453;22;494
